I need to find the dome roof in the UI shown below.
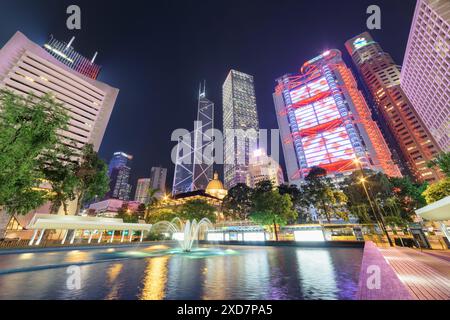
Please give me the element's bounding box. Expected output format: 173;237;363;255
206;172;225;191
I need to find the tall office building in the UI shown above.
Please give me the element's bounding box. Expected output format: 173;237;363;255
247;149;285;188
223;70;260;189
107;152;133;201
135;178;151;203
150;166;167;199
345;32;443;183
44;35;101;80
401;0;450;152
193;84;214;190
172;85;213;194
274;49;401;186
0;32;118;154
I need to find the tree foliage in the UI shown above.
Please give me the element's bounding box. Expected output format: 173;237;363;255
0;90;69;215
176;199;217;223
74;144;110;214
422;177;450;204
250;189;297;241
222;183;253;220
427;152;450;177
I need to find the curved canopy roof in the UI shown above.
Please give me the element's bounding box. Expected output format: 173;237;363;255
26;214;153;231
415;196;450;221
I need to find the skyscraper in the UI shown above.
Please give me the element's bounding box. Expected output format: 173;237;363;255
247;149;285;188
107;152;133;201
223;70;260;189
172;85;213;194
274;49;401;186
193;83;214;191
345;32;443;183
44;35;101;80
135;178;151;203
401;0;450;152
150;166;167;199
0;32;118;154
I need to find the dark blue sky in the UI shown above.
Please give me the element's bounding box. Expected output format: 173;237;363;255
0;0;416;193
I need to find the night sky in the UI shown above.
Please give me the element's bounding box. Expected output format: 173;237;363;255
0;0;416;194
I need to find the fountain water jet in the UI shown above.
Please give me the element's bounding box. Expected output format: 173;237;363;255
150;218;213;252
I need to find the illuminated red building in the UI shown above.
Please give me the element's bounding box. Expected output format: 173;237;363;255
345;32;443;183
273;49;401;185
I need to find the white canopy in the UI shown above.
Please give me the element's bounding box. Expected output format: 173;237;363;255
26;214;153;231
415;196;450;221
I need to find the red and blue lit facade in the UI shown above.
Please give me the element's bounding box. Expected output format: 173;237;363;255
274;50;400;184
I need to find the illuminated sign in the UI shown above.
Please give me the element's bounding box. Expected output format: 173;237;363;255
294;229;325;242
353;37;368;50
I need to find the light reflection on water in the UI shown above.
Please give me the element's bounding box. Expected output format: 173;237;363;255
0;245;362;300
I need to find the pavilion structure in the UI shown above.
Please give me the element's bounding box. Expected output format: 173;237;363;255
26;214;152;246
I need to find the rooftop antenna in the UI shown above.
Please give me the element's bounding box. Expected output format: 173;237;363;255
66;36;75;50
91;51;98;64
199;80;206;98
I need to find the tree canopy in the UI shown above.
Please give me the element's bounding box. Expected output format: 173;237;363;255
0;90;69;215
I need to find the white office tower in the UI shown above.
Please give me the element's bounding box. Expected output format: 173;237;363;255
0;32;118;153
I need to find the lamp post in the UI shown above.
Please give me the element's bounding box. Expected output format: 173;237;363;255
354;158;393;247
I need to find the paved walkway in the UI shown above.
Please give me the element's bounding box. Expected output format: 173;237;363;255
357;242;413;300
380;247;450;300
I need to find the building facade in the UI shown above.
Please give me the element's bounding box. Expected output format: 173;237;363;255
193;84;214;191
247;149;285;187
345;32;443;183
172;85;213;195
0;32;118;154
150;166;167;199
107;152;133;201
134;178;151;203
274;49;401;186
401;0;450;152
43;35;101;80
223;70;260;189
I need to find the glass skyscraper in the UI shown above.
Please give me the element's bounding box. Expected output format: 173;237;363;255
107;152;133;201
222;70;260;189
274;49;401;186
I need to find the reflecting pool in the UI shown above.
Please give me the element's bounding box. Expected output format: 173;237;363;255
0;244;363;300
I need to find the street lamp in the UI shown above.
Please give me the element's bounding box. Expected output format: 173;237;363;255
354;158;394;247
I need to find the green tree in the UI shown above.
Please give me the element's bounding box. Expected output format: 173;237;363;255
250;190;297;241
39;142;79;214
427;152;450;177
144;187;160;220
422;177;450;204
278;184;310;222
222;183;253;220
176;199;217;223
117;203;138;223
303;166;340;222
146;207;177;224
0;90;69;215
74;144;110;215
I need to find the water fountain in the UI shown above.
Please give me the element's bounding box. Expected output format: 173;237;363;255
150;217;213;252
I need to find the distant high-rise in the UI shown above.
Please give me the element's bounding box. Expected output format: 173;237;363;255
345;32;443;183
223;70;260;189
135;178;151;203
43;35;101;80
150;166;167;199
0;32;118;154
401;0;450;151
247;149;285;188
172;84;213;195
107;152;133;201
274;49;401;185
